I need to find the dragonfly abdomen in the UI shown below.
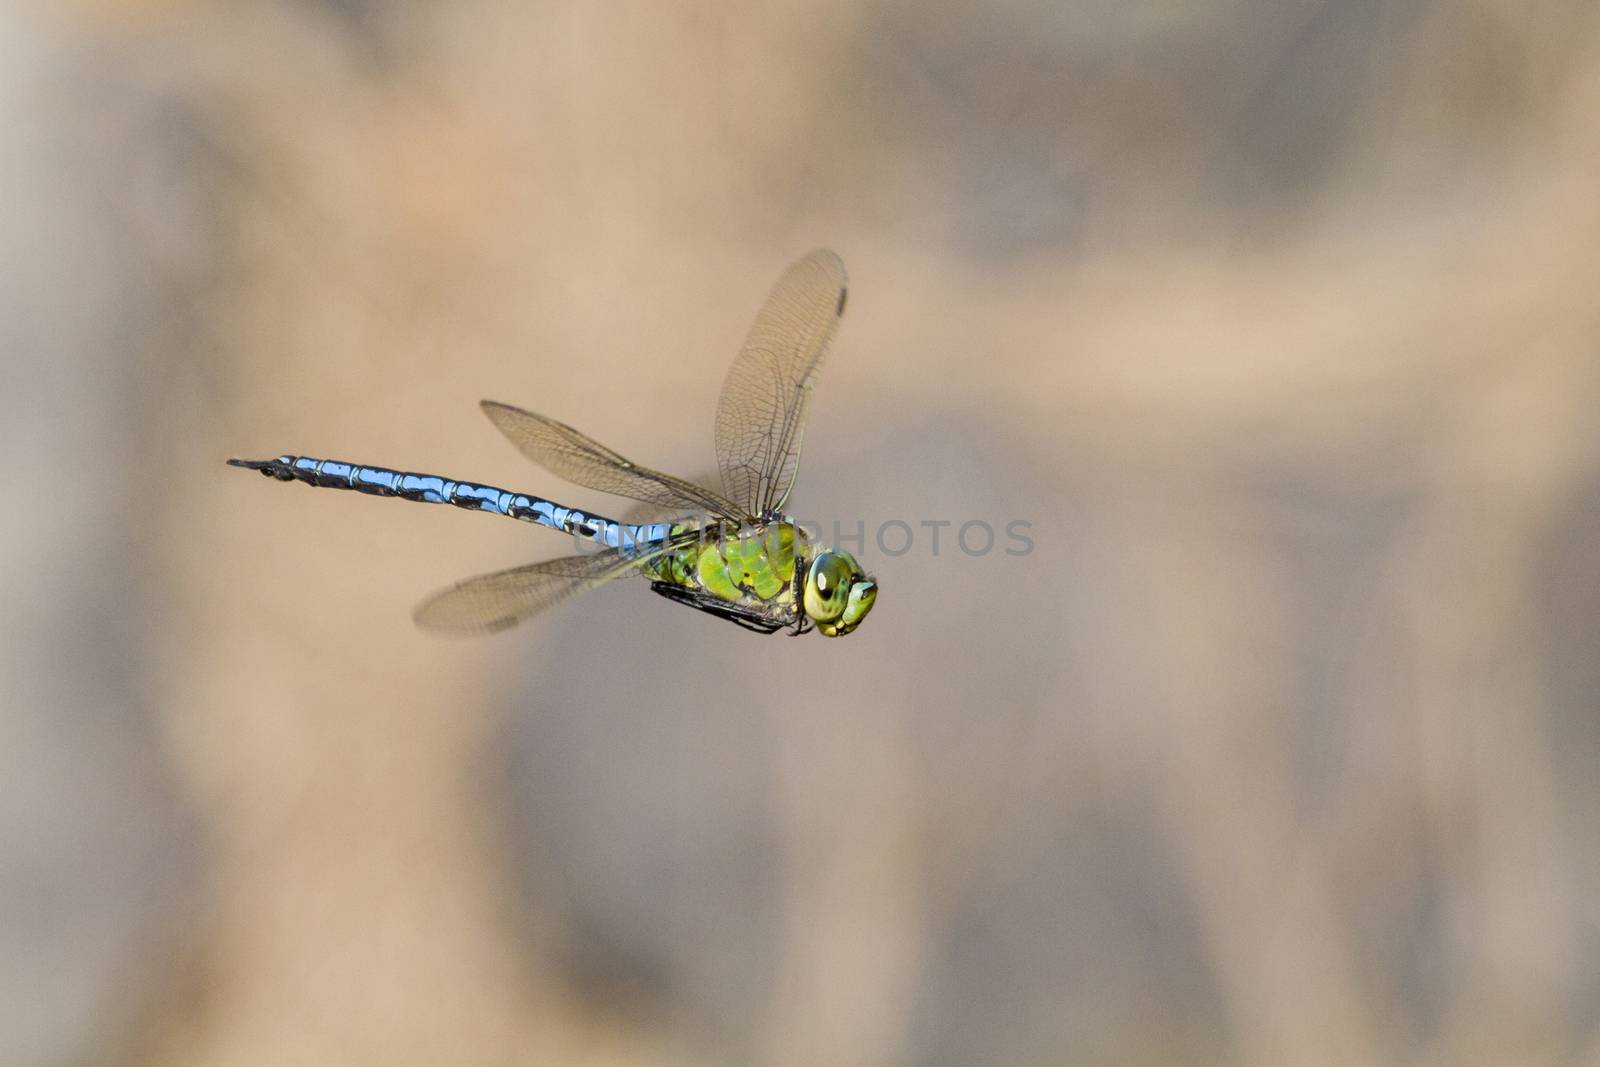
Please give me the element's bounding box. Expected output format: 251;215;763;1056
228;454;673;551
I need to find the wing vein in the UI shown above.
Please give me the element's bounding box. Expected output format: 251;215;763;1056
713;249;848;515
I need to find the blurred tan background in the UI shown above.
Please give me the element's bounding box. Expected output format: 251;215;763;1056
5;2;1600;1064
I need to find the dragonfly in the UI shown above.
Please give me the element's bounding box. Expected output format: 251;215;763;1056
230;249;878;637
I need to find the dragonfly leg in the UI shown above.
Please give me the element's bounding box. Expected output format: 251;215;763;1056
649;582;788;634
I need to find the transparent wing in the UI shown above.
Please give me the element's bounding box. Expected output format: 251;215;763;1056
482;401;745;520
715;249;848;516
414;543;673;635
614;475;721;524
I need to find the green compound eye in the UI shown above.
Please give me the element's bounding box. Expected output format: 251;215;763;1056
804;552;856;623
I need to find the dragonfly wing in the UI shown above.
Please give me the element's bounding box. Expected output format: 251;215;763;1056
714;249;848;516
482;401;746;520
614;476;721;524
414;542;673;634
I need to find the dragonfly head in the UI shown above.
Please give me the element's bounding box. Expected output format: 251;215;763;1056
803;550;878;637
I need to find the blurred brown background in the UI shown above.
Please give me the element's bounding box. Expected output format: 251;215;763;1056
5;2;1600;1064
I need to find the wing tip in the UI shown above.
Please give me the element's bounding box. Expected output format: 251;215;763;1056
412;602;522;637
479;399;531;434
794;248;847;312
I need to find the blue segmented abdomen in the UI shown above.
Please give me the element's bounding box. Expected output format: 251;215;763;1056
228;454;675;551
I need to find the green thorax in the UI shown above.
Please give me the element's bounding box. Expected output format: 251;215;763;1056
643;520;808;620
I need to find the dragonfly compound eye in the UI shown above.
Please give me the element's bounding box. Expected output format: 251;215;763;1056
804;551;858;624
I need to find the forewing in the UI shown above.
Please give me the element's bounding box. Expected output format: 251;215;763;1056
714;249;848;516
615;475;721;524
414;546;660;634
482;401;745;519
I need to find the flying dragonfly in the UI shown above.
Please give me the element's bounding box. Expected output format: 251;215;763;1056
230;249;878;637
